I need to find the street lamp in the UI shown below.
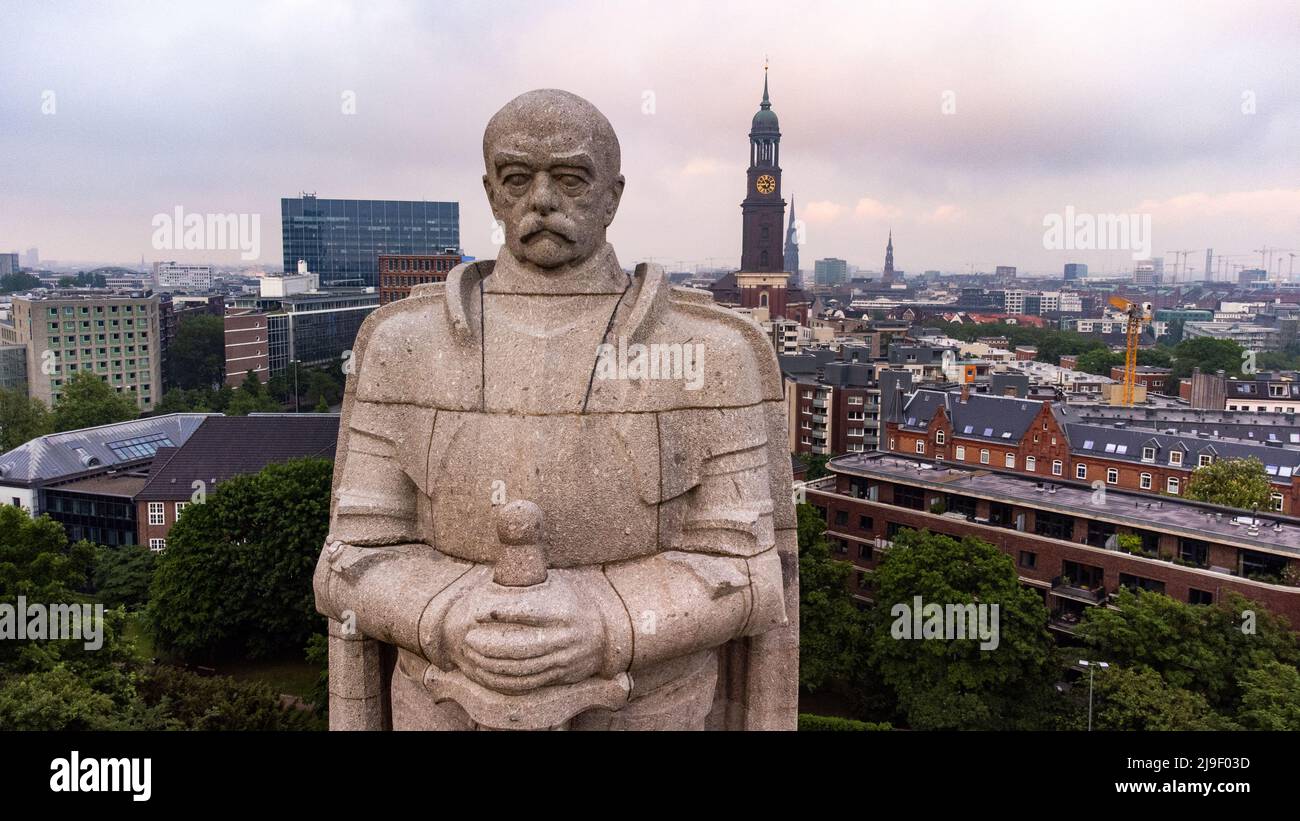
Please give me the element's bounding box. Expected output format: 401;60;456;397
1079;659;1110;731
291;359;300;413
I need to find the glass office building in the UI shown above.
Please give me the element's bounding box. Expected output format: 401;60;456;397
281;195;460;287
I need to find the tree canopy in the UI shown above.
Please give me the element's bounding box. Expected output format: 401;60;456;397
52;371;139;432
1185;456;1273;512
166;314;226;390
0;387;54;453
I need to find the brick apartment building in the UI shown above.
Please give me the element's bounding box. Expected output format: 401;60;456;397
377;252;462;305
135;414;339;550
883;388;1300;514
1110;365;1171;395
806;452;1300;629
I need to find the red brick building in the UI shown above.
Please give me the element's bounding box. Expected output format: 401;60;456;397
883;389;1300;515
807;452;1300;629
223;308;270;386
378;253;462;305
1110;365;1171;395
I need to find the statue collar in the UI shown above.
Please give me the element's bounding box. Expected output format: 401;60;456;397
483;243;628;295
444;250;668;346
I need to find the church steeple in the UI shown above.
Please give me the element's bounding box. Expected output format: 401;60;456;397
883;230;896;282
741;62;785;273
784;195;800;283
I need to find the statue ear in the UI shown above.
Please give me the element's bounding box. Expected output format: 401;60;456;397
604;175;625;227
482;174;504;222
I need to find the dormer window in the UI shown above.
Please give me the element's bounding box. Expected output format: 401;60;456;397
1170;451;1183;466
1199;454;1213;467
1142;446;1155;462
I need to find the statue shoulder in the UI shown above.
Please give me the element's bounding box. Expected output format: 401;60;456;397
585;266;781;412
352;264;488;408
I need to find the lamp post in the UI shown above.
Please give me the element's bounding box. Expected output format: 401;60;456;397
1079;659;1109;731
292;359;300;413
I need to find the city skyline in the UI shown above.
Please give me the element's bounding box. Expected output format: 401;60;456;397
2;0;1298;275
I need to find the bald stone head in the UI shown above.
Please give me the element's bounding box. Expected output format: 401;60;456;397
482;90;625;272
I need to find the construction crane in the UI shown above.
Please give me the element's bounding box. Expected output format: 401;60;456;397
1108;295;1150;406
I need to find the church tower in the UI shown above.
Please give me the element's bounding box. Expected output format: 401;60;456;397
740;66;785;273
784;195;800;284
882;230;896;282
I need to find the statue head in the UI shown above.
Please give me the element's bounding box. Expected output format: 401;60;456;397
483;89;624;272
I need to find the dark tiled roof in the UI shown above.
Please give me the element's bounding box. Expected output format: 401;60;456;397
0;414;214;485
1063;422;1300;477
135;414;339;500
901;389;1041;443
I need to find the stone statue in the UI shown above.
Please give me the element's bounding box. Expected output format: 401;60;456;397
314;89;798;730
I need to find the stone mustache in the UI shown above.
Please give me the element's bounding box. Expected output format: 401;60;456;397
314;89;798;730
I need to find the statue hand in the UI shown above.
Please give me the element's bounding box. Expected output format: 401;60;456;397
443;572;605;695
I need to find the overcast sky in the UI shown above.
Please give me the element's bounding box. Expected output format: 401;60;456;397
2;0;1297;276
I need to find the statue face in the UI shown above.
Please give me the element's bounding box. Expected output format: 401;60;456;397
483;91;624;271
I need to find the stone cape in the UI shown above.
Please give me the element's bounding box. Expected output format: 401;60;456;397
325;258;799;730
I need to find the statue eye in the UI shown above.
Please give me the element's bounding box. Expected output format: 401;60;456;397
503;173;530;190
556;174;588;194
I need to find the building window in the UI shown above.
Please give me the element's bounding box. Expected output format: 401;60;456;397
1005;453;1015;469
979;449;990;465
1052;460;1063;476
1188;589;1214;606
149;538;166;553
1142;446;1155;462
1106;468;1118;484
1170;451;1182;466
834;509;848;526
1271;493;1284;512
1026;456;1036;472
1140;473;1152;490
955;445;966;461
935;430;945;445
148;502;165;525
915;440;925;455
1198;454;1213;467
859;515;873;530
1018;550;1037;569
1075;464;1087;480
175;501;188;518
1167;477;1179;494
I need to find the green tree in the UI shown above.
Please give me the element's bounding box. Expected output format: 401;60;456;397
865;528;1055;730
1078;588;1300;711
313;395;330;413
1184;456;1272;511
1075;348;1123;376
1236;661;1300;730
795;504;867;692
225;370;282;416
91;545;157;609
147;458;333;660
166;314;226;390
1088;665;1235;730
0;272;42;293
52;371;138;432
1163;317;1185;345
1170;336;1244;380
0;387;53;452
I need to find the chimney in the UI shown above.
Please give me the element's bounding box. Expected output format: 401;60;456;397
960;384;970;403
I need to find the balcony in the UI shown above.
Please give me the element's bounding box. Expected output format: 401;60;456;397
811;445;830;455
1050;576;1106;604
811;413;827;424
812;399;828;409
811;429;828;440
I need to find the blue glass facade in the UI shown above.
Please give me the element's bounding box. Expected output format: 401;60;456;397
281;195;460;287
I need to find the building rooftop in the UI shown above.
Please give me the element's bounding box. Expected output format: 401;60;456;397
829;452;1300;558
135;413;340;500
0;414;215;485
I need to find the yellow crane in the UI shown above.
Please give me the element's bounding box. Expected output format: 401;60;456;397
1108;295;1150;406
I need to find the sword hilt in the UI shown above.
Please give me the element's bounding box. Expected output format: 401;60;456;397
493;500;547;587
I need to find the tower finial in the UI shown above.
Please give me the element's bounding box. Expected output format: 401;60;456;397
762;58;770;105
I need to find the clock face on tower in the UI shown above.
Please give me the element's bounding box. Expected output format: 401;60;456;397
755;174;776;195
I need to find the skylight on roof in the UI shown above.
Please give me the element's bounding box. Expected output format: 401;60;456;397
963;425;973;434
907;417;917;426
1266;465;1279;475
1083;439;1094;450
1001;432;1012;439
1116;445;1128;455
106;433;174;461
983;427;993;437
1104;443;1117;453
1282;467;1294;478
